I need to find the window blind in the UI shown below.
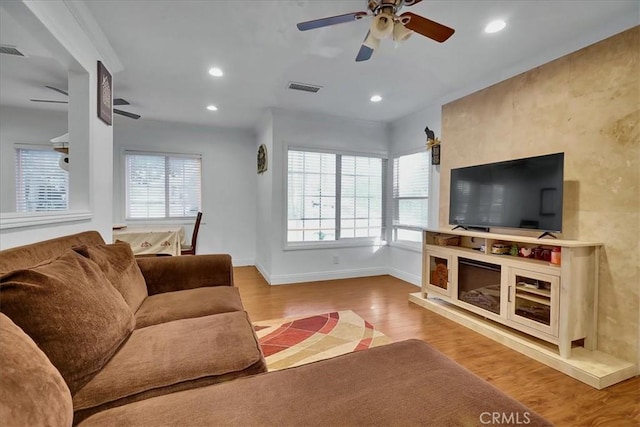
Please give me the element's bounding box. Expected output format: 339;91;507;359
288;150;336;242
287;149;385;243
15;148;68;212
340;155;384;239
125;151;201;220
392;151;429;241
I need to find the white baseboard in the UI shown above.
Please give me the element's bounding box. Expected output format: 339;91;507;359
231;258;254;267
246;263;421;287
254;261;271;284
269;267;388;285
387;267;421;287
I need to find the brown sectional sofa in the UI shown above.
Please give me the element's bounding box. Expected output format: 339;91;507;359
0;231;266;424
0;231;550;426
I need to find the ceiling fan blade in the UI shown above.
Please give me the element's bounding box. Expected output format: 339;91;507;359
400;12;455;43
45;85;69;96
113;98;130;106
30;99;68;104
355;31;377;62
297;11;368;31
114;109;141;120
355;44;374;62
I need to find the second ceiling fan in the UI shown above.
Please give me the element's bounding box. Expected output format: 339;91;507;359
297;0;455;62
31;85;141;120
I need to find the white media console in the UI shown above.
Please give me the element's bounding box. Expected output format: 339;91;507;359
409;228;636;388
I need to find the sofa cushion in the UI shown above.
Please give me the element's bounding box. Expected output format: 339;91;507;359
0;231;105;275
78;339;550;427
72;311;266;423
0;249;135;394
0;313;73;427
74;242;148;312
134;286;244;328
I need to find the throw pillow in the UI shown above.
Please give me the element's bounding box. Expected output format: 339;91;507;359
0;313;73;427
74;242;148;313
0;249;135;394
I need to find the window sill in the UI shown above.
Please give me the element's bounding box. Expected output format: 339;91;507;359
284;238;387;251
389;241;422;253
0;210;93;230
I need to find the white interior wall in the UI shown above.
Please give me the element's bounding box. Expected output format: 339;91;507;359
112;119;257;265
255;110;274;276
256;108;392;285
387;104;442;286
0;0;115;249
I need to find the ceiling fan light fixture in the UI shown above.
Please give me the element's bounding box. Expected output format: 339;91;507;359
206;105;218;111
370;13;394;39
393;21;413;42
59;154;69;171
484;20;506;34
370;94;382;103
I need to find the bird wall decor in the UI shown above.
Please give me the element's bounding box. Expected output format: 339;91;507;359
424;126;441;165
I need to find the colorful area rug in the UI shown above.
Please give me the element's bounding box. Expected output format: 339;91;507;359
253;310;392;371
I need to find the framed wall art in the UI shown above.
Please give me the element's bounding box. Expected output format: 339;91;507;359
97;61;112;125
257;144;268;174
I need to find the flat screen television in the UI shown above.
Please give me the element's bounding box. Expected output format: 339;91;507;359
449;153;564;233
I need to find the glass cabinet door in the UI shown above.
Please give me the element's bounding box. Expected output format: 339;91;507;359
424;252;453;297
507;268;559;337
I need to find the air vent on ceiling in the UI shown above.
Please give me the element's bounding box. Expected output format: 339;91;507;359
0;44;26;57
287;81;322;93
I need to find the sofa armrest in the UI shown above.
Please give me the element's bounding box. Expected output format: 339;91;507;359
136;254;234;296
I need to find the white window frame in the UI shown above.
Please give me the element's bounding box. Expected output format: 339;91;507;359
123;150;202;221
391;149;431;251
285;146;387;250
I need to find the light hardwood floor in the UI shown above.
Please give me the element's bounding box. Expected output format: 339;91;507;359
234;267;639;427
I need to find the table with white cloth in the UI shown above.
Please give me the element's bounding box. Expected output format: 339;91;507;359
112;226;186;256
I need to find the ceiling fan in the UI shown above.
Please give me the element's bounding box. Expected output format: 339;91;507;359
296;0;455;62
31;85;141;120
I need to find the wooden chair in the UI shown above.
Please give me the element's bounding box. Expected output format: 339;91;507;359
181;212;202;255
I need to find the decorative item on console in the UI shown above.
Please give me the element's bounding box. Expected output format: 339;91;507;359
434;234;460;246
515;246;558;263
532;247;552;261
490;242;511;255
519;247;532;258
509;243;519;256
551;247;561;265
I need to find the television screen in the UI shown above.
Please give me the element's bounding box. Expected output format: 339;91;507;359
449;153;564;232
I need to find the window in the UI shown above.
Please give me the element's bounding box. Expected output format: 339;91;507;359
15;148;68;212
392;151;430;243
125;151;201;220
287;149;385;243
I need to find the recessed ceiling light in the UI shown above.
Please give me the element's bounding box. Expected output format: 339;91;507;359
485;20;506;34
206;105;218;111
208;67;223;77
370;95;382;103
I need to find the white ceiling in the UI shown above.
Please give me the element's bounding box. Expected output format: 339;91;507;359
2;1;639;129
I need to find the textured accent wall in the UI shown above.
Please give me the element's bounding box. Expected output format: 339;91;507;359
440;27;639;363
